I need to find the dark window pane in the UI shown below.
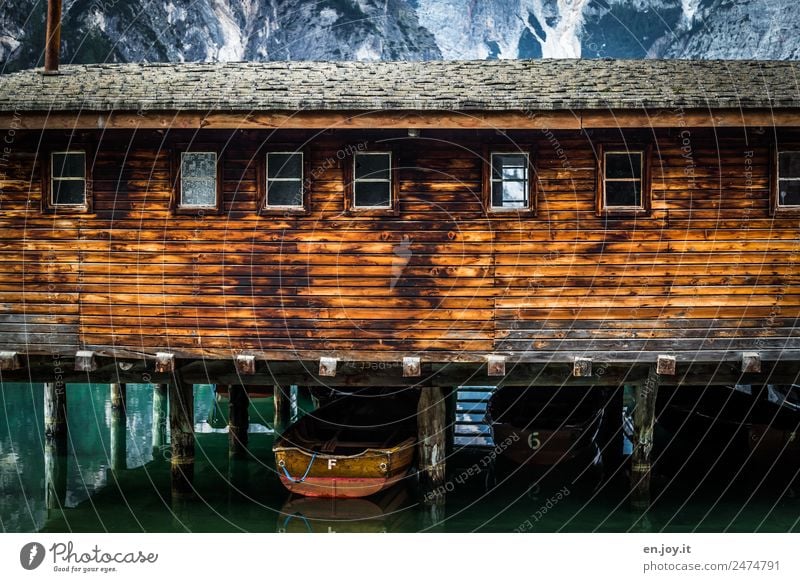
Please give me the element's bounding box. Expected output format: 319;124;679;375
778;180;800;206
181;178;216;206
779;152;800;178
52;152;85;179
605;152;642;179
268;153;302;179
355;153;390;180
267;180;303;207
182;152;216;179
354;181;391;207
492;154;527;180
52;179;85;205
605;180;641;207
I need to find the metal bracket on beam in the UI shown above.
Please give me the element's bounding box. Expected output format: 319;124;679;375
741;352;761;373
319;357;338;377
487;355;506;377
573;357;592;377
403;357;421;377
74;350;97;372
656;354;677;376
0;351;21;371
154;352;175;374
234;354;256;376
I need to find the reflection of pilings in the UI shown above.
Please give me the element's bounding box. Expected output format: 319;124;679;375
44;438;67;511
273;385;291;436
152;384;168;459
110;383;127;471
170;381;195;498
44;382;67;440
228;384;249;458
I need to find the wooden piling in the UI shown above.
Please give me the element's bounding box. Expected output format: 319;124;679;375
152;384;168;458
110;383;126;410
273;385;291;436
417;386;446;504
169;380;195;497
44;382;67;440
631;365;660;505
228;384;249;458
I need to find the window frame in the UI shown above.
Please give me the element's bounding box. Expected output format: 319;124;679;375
344;149;399;215
596;143;652;216
771;146;800;216
258;147;310;215
41;146;93;214
483;148;536;214
171;145;223;214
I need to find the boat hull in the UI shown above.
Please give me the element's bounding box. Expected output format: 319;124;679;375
274;437;415;498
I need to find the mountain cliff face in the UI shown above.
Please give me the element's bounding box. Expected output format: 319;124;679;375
1;0;797;71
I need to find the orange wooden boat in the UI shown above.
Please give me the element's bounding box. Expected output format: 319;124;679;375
273;390;417;498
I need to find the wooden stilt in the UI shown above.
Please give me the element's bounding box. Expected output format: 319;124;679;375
631;365;660;505
169;380;195;497
44;382;67;440
110;383;126;409
444;386;458;458
273;385;291;436
228;384;249;458
152;384;168;459
417;386;446;504
289;385;299;424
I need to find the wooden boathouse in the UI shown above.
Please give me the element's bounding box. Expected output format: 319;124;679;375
1;51;799;503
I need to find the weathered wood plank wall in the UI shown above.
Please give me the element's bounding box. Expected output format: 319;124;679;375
0;128;797;362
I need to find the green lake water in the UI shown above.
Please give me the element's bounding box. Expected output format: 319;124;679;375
1;382;798;533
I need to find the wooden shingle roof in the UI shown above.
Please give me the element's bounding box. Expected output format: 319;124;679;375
0;59;798;112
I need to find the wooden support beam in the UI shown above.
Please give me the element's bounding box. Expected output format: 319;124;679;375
631;365;660;505
151;384;167;458
273;385;291;436
169;380;195;497
109;383;126;409
573;357;592;377
319;357;338;377
155;352;175;374
741;352;761;373
0;351;21;371
487;355;506;377
656;355;676;376
403;357;421;378
417;386;446;505
228;384;249;458
234;354;256;376
74;350;97;372
43;382;67;440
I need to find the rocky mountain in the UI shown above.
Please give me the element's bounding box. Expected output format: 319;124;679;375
1;0;797;71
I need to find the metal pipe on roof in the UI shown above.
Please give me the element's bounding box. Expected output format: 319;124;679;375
43;0;62;75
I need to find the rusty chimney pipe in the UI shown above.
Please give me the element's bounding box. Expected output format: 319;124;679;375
43;0;62;74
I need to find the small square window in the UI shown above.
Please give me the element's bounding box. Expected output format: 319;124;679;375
602;150;645;210
777;151;800;207
51;151;86;206
353;152;392;209
266;152;304;208
490;153;529;210
180;152;217;208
